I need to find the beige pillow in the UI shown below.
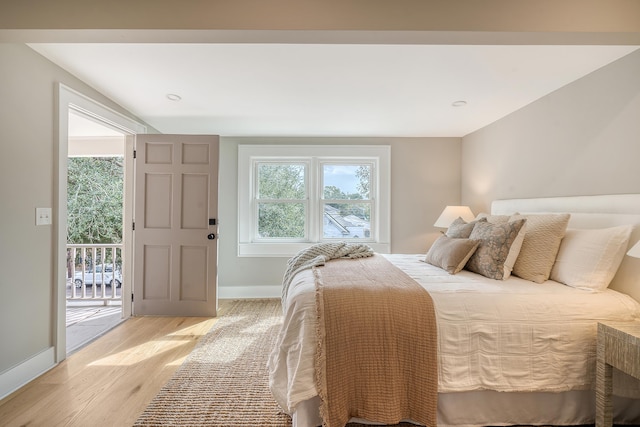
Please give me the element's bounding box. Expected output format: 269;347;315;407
425;235;480;274
511;213;571;283
446;217;487;238
465;219;527;280
550;226;632;291
475;213;511;224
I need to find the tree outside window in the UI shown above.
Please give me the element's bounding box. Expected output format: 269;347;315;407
67;157;123;269
256;163;306;239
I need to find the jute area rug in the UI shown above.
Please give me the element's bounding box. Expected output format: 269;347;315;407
134;299;292;427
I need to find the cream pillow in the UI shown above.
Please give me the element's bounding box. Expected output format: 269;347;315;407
465;219;527;280
475;213;511;224
550;226;632;291
511;214;570;283
502;222;526;280
425;235;480;274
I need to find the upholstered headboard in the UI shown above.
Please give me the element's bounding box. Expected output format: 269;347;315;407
491;194;640;303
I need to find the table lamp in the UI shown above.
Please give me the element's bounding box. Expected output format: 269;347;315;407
434;206;475;229
627;241;640;258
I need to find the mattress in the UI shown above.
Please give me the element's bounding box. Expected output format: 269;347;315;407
267;253;640;420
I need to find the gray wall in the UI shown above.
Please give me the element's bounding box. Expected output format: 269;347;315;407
461;49;640;213
218;137;461;296
0;44;148;375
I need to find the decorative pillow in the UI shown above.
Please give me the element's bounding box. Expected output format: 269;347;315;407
475;213;511;224
446;217;487;238
465;219;527;280
473;212;525;278
502;222;527;280
510;214;571;283
425;235;480;274
550;226;632;291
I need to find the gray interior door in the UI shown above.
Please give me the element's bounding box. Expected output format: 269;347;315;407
133;134;219;316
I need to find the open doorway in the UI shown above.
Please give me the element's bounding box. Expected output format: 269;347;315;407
65;111;126;353
56;84;147;362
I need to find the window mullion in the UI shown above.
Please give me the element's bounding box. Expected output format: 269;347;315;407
251;159;259;242
308;157;318;242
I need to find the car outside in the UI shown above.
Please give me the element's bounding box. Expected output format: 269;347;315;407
74;264;122;287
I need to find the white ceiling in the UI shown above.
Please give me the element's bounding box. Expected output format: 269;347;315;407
30;43;639;138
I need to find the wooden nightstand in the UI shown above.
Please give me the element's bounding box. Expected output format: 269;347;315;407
596;321;640;427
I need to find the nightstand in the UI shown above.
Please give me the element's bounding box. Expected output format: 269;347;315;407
596;321;640;427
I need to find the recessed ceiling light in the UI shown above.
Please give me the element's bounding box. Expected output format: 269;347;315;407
166;94;182;101
452;100;467;107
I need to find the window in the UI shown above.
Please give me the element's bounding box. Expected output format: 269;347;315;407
321;163;373;240
256;162;307;239
238;145;390;257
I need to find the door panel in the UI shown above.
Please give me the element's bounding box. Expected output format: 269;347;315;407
134;134;219;316
145;174;172;228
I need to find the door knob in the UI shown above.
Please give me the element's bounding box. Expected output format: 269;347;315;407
207;233;216;240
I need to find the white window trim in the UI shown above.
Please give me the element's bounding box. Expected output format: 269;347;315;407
238;145;390;257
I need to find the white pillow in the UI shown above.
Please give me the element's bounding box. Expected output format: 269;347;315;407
550;225;633;291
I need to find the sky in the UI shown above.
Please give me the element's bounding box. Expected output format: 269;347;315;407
323;165;361;194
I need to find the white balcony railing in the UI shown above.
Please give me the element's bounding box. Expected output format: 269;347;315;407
66;244;123;302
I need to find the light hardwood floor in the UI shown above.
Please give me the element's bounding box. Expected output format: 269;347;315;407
0;301;233;427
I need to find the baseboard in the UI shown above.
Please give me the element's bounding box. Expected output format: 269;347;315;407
0;347;56;400
218;285;281;299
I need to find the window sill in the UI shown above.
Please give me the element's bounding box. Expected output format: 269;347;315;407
238;242;391;258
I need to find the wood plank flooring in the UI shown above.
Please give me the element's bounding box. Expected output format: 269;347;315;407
0;301;233;427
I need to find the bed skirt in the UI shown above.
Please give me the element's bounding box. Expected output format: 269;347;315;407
292;390;640;427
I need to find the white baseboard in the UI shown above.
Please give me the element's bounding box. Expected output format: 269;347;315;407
218;285;281;299
0;347;56;400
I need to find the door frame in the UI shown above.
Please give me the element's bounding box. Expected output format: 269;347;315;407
55;84;146;362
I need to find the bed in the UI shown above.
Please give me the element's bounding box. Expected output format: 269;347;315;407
267;194;640;427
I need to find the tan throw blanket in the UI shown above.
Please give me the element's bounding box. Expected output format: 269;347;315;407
314;254;437;427
282;242;374;307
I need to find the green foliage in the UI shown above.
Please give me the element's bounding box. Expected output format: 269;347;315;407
258;203;305;238
67;157;123;244
323;185;363;201
355;165;370;198
257;164;306;238
258;164;305;199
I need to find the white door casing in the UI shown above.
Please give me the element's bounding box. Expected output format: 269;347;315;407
56;84;147;363
133;134;219;316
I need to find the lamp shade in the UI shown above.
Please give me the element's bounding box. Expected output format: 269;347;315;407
434;205;475;228
627;241;640;258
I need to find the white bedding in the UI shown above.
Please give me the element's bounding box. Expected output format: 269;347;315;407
267;253;640;418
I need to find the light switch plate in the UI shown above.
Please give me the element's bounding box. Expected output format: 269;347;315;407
36;208;52;225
